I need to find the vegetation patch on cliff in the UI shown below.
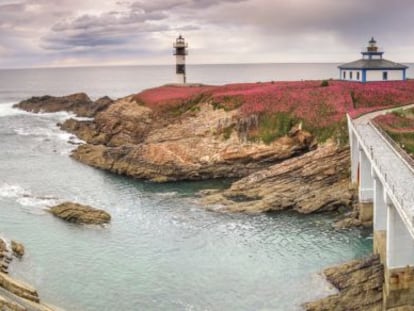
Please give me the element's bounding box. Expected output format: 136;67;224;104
133;80;414;144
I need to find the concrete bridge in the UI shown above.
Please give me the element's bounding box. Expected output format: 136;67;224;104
348;106;414;309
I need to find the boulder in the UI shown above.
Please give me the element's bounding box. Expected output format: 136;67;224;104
11;241;25;258
49;202;111;225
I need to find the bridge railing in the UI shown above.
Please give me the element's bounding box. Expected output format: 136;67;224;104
349;116;407;211
370;120;414;171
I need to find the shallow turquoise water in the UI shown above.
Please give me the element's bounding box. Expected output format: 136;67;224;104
0;104;372;311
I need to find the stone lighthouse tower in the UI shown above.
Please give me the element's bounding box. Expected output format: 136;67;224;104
173;35;188;84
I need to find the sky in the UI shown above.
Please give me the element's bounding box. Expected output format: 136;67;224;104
1;0;414;68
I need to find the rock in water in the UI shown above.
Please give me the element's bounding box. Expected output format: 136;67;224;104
14;93;113;117
303;255;384;311
49;202;111;225
11;241;24;258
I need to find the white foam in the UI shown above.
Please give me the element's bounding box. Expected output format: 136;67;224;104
0;184;27;198
0;103;26;117
14;125;84;145
0;183;60;210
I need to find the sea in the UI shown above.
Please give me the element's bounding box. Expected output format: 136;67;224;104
0;63;389;311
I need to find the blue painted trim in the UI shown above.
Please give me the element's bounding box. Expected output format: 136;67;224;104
362;69;367;83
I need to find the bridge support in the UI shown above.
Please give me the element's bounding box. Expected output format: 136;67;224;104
350;130;359;183
373;178;387;262
383;204;414;309
386;205;414;269
359;149;374;202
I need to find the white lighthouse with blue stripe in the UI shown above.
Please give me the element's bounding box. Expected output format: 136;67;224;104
338;37;408;83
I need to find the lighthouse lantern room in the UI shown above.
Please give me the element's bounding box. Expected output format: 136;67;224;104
173;35;188;84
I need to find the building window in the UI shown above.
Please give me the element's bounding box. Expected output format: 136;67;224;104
350;72;353;80
343;71;346;79
357;72;360;80
383;72;388;81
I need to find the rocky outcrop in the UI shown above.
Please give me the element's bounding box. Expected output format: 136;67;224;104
304;255;384;311
0;238;59;310
14;93;113;117
0;272;39;303
11;241;24;258
68;100;315;182
201;144;353;214
49;202;111;225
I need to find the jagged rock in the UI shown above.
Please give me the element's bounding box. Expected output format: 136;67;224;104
304;255;384;311
14;93;113;117
0;272;40;303
201;144;353;213
49;202;111;225
11;241;24;258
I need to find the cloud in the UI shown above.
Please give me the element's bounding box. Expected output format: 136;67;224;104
43;8;170;50
1;0;414;68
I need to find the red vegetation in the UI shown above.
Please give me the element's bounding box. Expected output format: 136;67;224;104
134;80;414;127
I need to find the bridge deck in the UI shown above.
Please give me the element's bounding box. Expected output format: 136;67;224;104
354;112;414;234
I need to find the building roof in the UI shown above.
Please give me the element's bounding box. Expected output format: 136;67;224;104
338;58;408;70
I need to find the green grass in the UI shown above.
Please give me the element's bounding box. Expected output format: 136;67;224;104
248;112;298;144
211;96;244;111
167;93;209;116
222;125;235;140
388;131;414;155
247;112;349;145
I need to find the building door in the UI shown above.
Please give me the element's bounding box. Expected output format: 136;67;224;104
383;72;388;81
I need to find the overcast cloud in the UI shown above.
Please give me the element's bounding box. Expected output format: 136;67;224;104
0;0;414;68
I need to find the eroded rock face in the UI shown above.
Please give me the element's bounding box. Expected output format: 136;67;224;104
14;93;114;117
304;255;384;311
201;144;353;214
49;202;111;225
68;101;316;182
0;272;39;303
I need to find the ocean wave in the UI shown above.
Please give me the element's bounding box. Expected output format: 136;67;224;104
14;126;84;145
0;183;60;211
0;103;26;117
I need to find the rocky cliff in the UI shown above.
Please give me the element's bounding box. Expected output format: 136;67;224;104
48;95;316;182
201;144;353;214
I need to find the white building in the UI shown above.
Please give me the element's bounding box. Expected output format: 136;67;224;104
338;38;408;83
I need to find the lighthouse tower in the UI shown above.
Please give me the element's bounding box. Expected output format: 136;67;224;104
173;35;188;84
